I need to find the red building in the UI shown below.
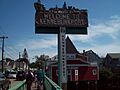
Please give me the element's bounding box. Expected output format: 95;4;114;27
46;36;99;84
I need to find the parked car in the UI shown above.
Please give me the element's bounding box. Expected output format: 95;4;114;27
8;71;17;79
0;72;10;90
16;71;26;81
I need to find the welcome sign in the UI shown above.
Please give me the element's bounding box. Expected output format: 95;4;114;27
36;11;88;27
34;2;88;34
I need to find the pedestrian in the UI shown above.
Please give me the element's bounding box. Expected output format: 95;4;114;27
26;70;34;90
37;67;44;89
33;70;37;88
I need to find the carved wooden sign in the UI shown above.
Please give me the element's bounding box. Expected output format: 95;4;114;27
35;11;88;27
34;2;88;34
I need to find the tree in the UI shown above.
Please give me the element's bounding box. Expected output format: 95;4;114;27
34;54;49;68
29;62;37;68
99;68;113;81
98;68;113;88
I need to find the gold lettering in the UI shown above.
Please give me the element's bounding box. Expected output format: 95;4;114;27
38;12;87;27
44;13;48;18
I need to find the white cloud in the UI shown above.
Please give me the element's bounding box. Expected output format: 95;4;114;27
69;15;120;57
69;15;120;43
14;37;57;61
92;17;120;39
91;42;120;57
17;38;57;50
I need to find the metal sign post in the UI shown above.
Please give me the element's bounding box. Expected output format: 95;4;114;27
58;27;67;88
34;1;88;90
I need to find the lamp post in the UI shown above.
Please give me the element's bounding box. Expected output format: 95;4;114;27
19;52;21;70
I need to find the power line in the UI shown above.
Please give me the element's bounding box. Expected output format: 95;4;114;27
5;49;16;59
5;46;18;56
0;39;19;60
5;46;21;59
5;51;13;59
5;43;20;53
0;25;6;36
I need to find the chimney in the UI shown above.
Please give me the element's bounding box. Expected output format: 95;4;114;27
83;50;86;56
83;50;85;54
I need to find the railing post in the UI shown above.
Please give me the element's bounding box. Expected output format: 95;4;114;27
8;80;26;90
44;74;62;90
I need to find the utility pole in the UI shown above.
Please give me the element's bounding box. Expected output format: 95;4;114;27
19;52;21;70
0;36;8;73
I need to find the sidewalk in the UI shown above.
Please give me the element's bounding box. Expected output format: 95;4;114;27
31;81;44;90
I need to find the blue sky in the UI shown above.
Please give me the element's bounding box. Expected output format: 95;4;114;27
0;0;120;62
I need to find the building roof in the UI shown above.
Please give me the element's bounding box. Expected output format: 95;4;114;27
107;53;120;59
66;36;79;54
16;58;29;63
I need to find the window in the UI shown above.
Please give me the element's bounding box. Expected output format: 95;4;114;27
75;70;78;75
56;70;58;76
92;69;97;75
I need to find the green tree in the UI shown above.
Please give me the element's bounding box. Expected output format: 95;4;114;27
100;68;113;79
34;54;49;69
99;68;113;88
29;62;37;68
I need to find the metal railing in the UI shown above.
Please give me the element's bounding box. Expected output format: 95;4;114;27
44;75;62;90
8;75;62;90
8;80;26;90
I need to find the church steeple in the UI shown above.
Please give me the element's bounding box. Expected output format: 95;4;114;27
63;2;67;9
38;0;41;3
55;5;58;10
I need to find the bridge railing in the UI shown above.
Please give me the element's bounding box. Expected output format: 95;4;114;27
8;80;26;90
44;74;62;90
8;74;62;90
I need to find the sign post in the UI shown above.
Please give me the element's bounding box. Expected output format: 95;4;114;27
34;0;88;90
58;27;67;89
